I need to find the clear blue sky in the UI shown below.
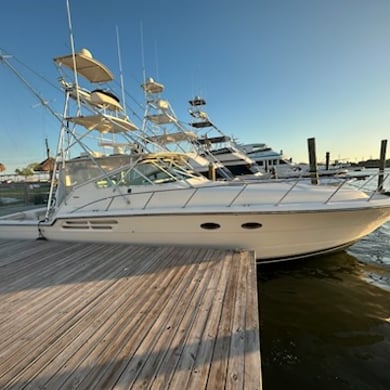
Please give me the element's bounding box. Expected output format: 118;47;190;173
1;0;390;173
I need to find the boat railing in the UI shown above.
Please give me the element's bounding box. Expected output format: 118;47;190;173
274;180;300;206
67;173;390;215
367;173;390;201
182;187;200;208
323;179;350;204
142;192;157;210
355;171;390;191
227;184;249;207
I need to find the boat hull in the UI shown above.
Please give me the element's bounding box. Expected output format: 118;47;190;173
0;221;41;240
0;207;46;240
31;206;390;262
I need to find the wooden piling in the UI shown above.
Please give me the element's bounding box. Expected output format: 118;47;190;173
307;137;319;184
325;152;330;170
208;162;216;181
378;139;387;192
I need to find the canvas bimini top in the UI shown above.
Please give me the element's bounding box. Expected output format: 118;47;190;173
54;48;114;83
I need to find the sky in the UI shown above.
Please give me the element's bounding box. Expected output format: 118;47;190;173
1;0;390;174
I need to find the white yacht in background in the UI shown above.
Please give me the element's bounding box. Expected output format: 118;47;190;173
139;80;263;180
139;78;232;180
187;96;264;179
1;48;390;263
241;142;350;178
239;142;298;177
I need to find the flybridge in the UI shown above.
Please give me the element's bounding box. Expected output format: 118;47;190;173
197;135;232;144
54;48;114;83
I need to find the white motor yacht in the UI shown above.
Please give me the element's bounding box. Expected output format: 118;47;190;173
1;48;390;263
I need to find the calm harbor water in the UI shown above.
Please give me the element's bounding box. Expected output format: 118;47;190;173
258;171;390;390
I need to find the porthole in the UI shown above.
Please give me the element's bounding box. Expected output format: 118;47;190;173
241;222;262;230
200;222;221;230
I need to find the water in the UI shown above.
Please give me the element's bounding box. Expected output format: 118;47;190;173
258;171;390;390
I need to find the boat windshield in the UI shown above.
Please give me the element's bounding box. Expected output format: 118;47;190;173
62;155;133;187
61;153;202;189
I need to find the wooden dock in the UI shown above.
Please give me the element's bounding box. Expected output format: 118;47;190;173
0;239;261;389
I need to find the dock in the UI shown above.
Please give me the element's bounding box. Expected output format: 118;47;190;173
0;239;262;389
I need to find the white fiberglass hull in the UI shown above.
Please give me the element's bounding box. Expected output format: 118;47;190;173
0;207;46;240
1;180;390;262
34;205;390;262
0;221;41;240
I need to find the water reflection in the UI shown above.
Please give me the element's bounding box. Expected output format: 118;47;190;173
257;251;390;390
348;224;390;265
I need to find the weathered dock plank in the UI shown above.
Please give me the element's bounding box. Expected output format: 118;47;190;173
0;239;262;389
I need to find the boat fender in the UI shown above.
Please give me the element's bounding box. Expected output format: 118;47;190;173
127;188;132;194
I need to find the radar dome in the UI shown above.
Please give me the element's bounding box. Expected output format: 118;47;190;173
79;48;93;58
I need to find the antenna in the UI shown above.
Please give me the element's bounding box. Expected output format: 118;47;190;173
66;0;81;112
116;25;127;115
154;40;159;81
140;21;146;84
